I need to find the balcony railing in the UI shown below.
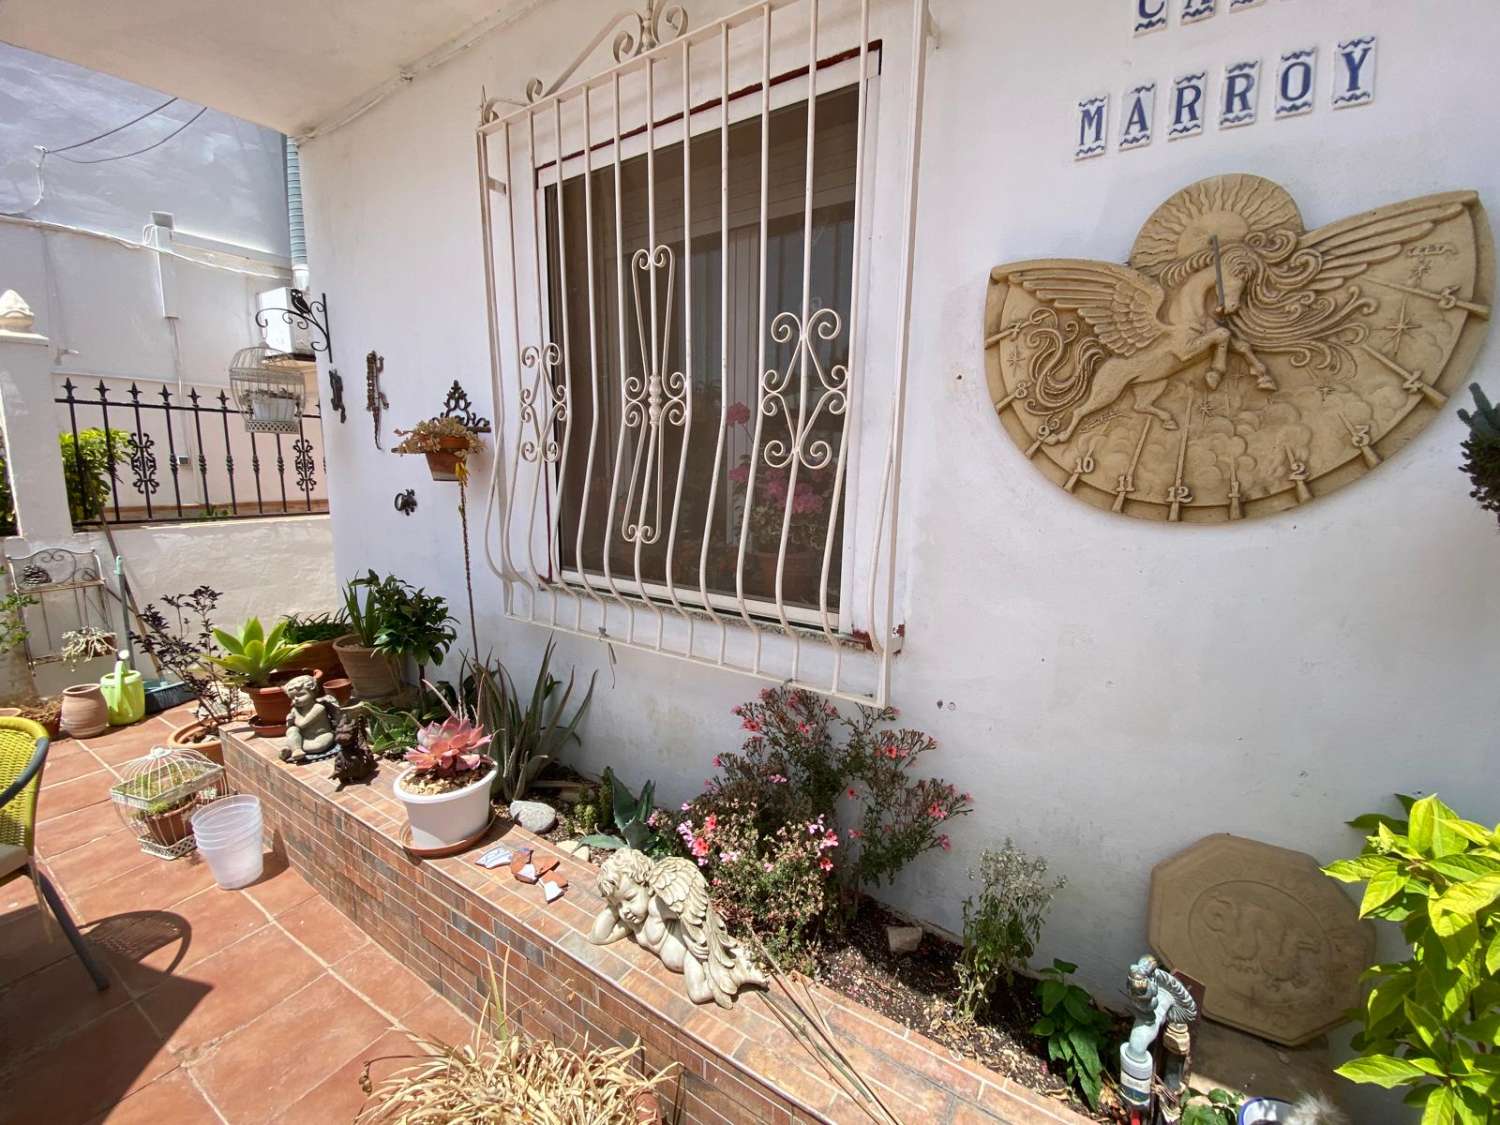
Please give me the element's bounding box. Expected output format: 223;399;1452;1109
56;377;327;527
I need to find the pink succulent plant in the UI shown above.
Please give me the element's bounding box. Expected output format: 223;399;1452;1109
404;716;492;777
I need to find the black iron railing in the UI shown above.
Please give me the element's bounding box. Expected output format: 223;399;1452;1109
57;378;326;527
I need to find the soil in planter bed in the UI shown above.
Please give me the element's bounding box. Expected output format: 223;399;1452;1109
527;765;1125;1120
401;765;494;796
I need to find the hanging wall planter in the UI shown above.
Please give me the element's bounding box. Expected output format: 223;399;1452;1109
228;345;308;435
392;417;484;481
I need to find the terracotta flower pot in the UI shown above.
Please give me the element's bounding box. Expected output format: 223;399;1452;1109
324;677;354;706
169;718;226;768
287;637;345;680
60;684;110;739
246;668;322;736
331;634;402;700
423;434;474;482
143;800;195;848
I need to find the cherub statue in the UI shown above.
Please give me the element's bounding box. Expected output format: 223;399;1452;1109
281;673;341;762
589;848;767;1008
330;713;377;790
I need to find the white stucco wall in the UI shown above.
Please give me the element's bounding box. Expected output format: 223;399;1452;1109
0;42;289;251
300;0;1500;1041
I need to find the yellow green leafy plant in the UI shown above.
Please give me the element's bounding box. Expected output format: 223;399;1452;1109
1322;794;1500;1123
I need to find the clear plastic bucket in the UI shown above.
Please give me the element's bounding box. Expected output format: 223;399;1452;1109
192;796;264;889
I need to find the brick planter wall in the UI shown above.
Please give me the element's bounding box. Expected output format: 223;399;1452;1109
223;726;1086;1125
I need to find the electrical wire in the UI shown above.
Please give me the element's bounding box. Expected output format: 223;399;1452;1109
52;106;208;165
47;95;178;155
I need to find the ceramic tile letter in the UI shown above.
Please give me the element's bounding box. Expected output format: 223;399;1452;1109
1168;73;1207;139
1120;83;1157;150
1332;35;1377;108
1076;94;1108;160
1220;60;1261;128
1276;47;1317;118
1134;0;1169;35
1228;0;1264;9
1182;0;1216;24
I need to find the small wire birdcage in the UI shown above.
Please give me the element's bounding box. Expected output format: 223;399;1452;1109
228;344;307;434
109;746;227;859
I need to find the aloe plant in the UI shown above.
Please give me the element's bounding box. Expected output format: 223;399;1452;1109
580;767;656;851
209;617;310;686
470;640;595;803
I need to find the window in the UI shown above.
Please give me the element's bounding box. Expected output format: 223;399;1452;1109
546;87;859;616
479;0;927;703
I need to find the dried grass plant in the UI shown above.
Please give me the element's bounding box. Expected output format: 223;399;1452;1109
356;961;678;1125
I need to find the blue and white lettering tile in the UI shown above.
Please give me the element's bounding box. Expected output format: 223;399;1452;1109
1168;73;1208;139
1275;47;1317;118
1220;60;1261;128
1120;83;1157;151
1182;0;1216;24
1332;35;1377;108
1133;0;1169;35
1228;0;1265;9
1076;94;1109;160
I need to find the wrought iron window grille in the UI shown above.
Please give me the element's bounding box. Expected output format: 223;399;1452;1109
478;0;928;705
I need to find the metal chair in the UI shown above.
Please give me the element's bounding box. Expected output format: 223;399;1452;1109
0;716;108;990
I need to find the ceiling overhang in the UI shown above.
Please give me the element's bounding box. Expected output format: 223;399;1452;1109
0;0;545;138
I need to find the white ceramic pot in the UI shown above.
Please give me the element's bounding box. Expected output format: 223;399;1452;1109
249;392;299;425
395;767;494;850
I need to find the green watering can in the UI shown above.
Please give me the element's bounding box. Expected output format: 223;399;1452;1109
100;653;145;726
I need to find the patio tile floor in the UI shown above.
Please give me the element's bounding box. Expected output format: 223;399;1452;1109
0;708;473;1124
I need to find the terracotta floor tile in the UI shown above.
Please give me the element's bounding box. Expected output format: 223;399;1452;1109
134;923;323;1056
401;992;478;1046
0;1001;176;1125
280;1026;414;1124
42;829;158;894
87;1066;219;1125
241;854;318;917
333;940;439;1022
89;883;269;996
0;904;75;984
43;750;111;785
77;719;178;767
277;890;370;964
0;943;130;1061
34;802;127;858
188;973;389;1124
71;850;221;921
0;866;44;913
36;768;120;822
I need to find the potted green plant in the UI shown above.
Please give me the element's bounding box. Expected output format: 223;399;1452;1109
131;586;244;763
332;571;456;700
208;617;312;736
281;611;348;683
395;709;495;850
392;416;483;481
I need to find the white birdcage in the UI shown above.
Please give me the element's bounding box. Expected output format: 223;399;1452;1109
228;344;307;434
108;746;227;859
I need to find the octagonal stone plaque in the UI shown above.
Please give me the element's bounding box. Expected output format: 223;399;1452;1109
1148;834;1375;1046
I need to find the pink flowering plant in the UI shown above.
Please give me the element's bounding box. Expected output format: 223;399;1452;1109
673;685;972;962
725;402;836;552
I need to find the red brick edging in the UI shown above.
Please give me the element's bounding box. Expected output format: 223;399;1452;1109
222;727;1088;1125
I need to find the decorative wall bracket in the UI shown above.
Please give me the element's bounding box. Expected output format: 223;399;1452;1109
440;380;492;434
255;289;334;362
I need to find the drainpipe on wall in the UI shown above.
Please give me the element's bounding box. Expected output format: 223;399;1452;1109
285;137;309;292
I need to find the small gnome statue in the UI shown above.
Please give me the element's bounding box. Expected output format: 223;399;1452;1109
330;713;378;790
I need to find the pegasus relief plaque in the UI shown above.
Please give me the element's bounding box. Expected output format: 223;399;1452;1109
984;174;1492;521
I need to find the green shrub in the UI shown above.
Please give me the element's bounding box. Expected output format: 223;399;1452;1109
1030;959;1112;1110
60;428;130;524
956;840;1066;1019
1323;794;1500;1123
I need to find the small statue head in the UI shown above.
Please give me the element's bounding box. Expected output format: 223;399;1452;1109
596;848;655;929
282;673;320;710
